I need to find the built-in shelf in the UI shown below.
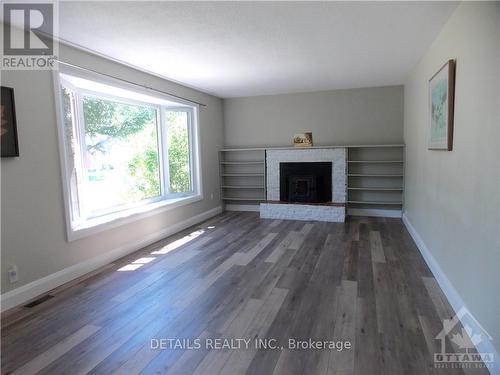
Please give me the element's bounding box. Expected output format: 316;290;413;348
221;173;265;177
348;187;403;191
348;160;404;163
221;148;268;152
348;200;403;205
220;144;405;152
347;145;404;214
220;149;266;208
223;197;266;201
348;174;404;177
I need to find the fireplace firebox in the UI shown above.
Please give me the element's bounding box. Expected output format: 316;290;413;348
279;162;332;203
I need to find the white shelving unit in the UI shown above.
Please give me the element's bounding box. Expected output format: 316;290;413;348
346;145;405;216
219;144;405;215
219;149;266;210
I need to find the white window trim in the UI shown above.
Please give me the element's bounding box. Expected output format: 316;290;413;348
53;65;203;242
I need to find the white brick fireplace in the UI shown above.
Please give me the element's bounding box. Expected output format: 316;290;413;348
260;147;347;222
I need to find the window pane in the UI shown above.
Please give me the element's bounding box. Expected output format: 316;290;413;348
166;111;191;193
62;86;82;220
82;96;160;214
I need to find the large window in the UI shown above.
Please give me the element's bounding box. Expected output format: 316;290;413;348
56;68;200;239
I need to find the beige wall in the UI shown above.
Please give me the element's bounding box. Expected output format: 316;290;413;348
1;43;223;294
404;2;500;350
223;86;404;147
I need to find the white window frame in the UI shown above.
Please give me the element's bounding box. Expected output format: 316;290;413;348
53;65;203;241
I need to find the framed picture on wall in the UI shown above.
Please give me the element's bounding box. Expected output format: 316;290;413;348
428;59;455;151
293;132;313;147
1;86;20;157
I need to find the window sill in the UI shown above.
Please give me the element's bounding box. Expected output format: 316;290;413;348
67;194;203;242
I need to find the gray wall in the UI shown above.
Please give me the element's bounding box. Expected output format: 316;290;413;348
223;86;404;147
1;43;223;294
404;2;500;351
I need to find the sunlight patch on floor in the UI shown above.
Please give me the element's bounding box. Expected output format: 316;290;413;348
151;229;205;255
132;257;155;264
117;264;144;272
117;228;209;272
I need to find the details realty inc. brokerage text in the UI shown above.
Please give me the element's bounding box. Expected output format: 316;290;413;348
151;338;352;351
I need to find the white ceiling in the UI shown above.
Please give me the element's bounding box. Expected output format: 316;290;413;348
59;1;458;98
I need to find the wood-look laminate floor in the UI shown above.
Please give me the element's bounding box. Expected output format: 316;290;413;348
1;212;490;375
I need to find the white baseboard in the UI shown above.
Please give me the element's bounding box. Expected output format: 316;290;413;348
348;208;402;218
225;204;260;212
0;206;222;312
402;213;499;375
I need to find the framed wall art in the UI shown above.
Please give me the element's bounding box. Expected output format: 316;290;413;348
1;86;20;157
293;132;313;147
428;59;456;151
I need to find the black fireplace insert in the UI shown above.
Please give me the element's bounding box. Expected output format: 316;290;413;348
279;162;332;203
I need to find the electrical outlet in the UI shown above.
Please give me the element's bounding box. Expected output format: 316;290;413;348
7;265;18;284
210;192;214;200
